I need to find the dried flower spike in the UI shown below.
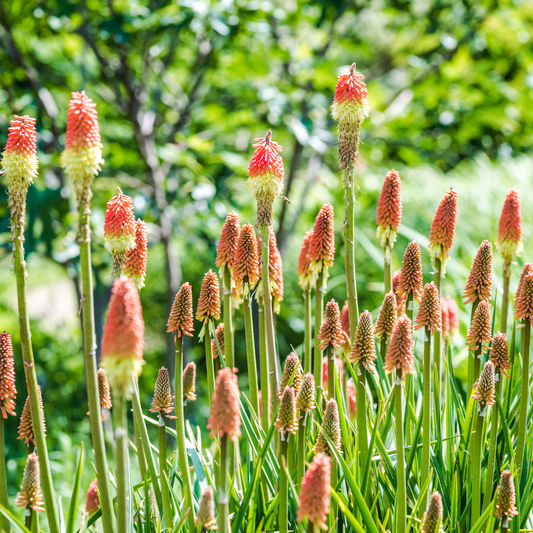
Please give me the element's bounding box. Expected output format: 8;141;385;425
441;296;459;341
61;92;104;208
123;219;148;290
307;204;335;284
196;271;221;338
86;479;100;515
466;300;492;353
296;373;316;413
515;273;533;323
256;226;284;313
318;299;345;350
247;131;284;226
233;223;260;295
462;240;493;304
330;63;369;171
494;470;518;522
150;367;175;417
167;282;194;339
397;242;423;303
384;316;414;380
349;310;376;371
347;378;356;418
0;332;17;418
490;332;511;378
1;115;38;228
297;453;331;530
183;362;197;402
376;169;402;250
103;188;137;273
216;211;240;278
279;352;303;399
297;230;314;290
196;486;216;530
375;292;398;340
472;361;496;407
415;282;442;333
100;277;145;397
515;263;533;309
275;386;298;437
421;492;443;533
208;367;241;441
428;189;458;275
212;323;225;359
314;398;341;457
497;189;523;264
18;387;46;445
15;453;44;512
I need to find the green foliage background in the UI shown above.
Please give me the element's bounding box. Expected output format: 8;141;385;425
0;0;532;515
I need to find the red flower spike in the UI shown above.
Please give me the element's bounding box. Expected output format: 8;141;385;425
349;310;376;371
384;315;414;380
428;189;458;274
167;282;194;338
375;292;398;340
297;453;331;531
123;219;148;290
233;223;260;295
515;263;533;309
86;479;100;515
207;367;241;441
0;332;17;418
16;453;44;512
515;273;533;323
462;240;493;304
376;169;402;250
497;189;523;263
308;204;335;283
441;296;459;341
100;277;145;396
415;282;441;333
466;300;492;353
256;227;284;313
247;131;284;226
489;332;511;379
196;271;221;336
397;242;423;304
297;230;314;290
318;299;345;350
216;211;240;276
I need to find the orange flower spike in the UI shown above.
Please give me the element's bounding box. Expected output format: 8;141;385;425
375;292;398;340
384;315;414;380
514;263;533;309
415;282;442;333
472;360;496;407
247;130;284;226
318;299;345;350
100;277;145;396
183;363;197;402
15;453;45;512
515;273;533;323
18;387;46;445
167;282;194;339
233;223;260;295
494;470;518;522
123;219;148;290
497;189;523;264
297;453;331;531
86;479;100;515
349;310;376;371
330;63;369;171
462;240;493;304
489;332;511;379
212;323;225;359
392;269;406;315
428;189;458;275
376;169;402;250
256;227;284;313
61;92;104;207
216;211;240;277
0;332;17;418
308;204;335;284
207;367;241;441
466;300;492;352
275;386;298;438
196;270;221;338
398;242;423;304
297;230;314;290
150;367;175;417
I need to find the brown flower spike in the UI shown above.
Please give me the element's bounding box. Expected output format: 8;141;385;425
296;373;316;413
212;323;225;359
515;273;533;323
149;367;175;417
183;362;197;402
490;332;511;378
415;282;441;333
349;311;376;371
15;453;44;512
314;398;341;457
216;211;240;276
497;189;523;264
472;361;496;407
428;189;458;274
462;240;493;304
376;169;402;250
384;316;414;380
196;271;221;338
494;470;518;522
208;367;241;441
466;300;492;353
318;299;345;350
0;332;17;418
307;204;335;283
279;352;303;399
275;386;298;438
196;486;216;530
167;282;194;339
375;292;398;340
18;387;46;445
421;492;443;533
397;241;423;303
233;223;260;295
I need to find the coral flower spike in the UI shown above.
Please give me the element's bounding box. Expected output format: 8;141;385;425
415;282;442;333
398;242;423;304
497;189;523;264
376;169;402;251
167;282;194;340
0;332;17;418
308;204;335;286
233;223;260;296
247;130;284;226
196;270;221;338
216;211;240;277
375;292;398;340
318;300;345;351
384;315;414;380
61;91;104;208
462;240;493;304
515;273;533;323
428;189;458;275
207;367;241;441
297;230;314;291
490;332;511;378
256;227;284;313
349;310;376;371
123;219;148;290
86;479;100;515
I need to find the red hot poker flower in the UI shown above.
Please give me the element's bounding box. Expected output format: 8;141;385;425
415;282;441;333
0;332;17;418
123;219;148;290
376;169;402;250
428;189;458;274
297;453;331;530
308;204;335;284
466;300;492;353
397;242;423;304
216;211;240;276
497;189;523;264
515;273;533;323
385;316;414;380
207;367;241;441
233;223;260;295
16;453;44;512
318;299;345;350
196;271;221;337
494;470;518;522
167;283;194;339
472;361;496;407
256;226;284;313
462;240;493;304
212;323;225;359
489;332;511;379
375;292;398;340
515;263;533;309
297;230;314;291
349;310;376;371
392;269;406;315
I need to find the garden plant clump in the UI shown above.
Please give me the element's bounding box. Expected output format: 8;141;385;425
1;64;533;533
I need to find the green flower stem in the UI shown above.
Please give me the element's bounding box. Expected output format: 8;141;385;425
78;205;117;533
307;522;315;533
313;272;325;395
261;223;280;414
394;379;406;533
158;416;174;531
205;332;215;407
243;291;259;417
405;292;415;447
344;167;360;340
133;416;147;479
279;437;289;533
466;300;480;399
114;394;129;533
384;247;392;294
218;435;229;533
501;262;511;334
297;416;306;487
356;365;368;481
12;219;60;533
223;267;235;369
174;335;197;533
24;508;32;530
304;288;312;373
420;326;432;515
471;407;485;525
327;344;335;399
259;301;270;431
433;259;442;452
516;320;531;484
0;417;8;533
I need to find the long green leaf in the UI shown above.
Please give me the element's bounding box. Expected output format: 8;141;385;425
66;442;84;533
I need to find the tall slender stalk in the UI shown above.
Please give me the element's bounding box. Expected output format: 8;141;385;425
330;460;338;529
133;415;147;479
114;395;129;533
384;248;392;294
483;372;501;517
394;377;406;533
356;365;368;479
12;220;60;533
223;268;235;369
279;437;289;533
0;417;8;533
304;288;312;373
297;416;306;486
174;336;197;533
261;223;279;414
501;262;511;334
259;302;270;431
405;292;415;446
218;435;229;533
243;292;259;416
516;320;531;483
471;409;485;525
205;334;215;407
467;300;480;397
313;272;325;394
79;205;116;533
420;326;432;514
158;416;174;531
433;259;442;449
327;345;335;400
